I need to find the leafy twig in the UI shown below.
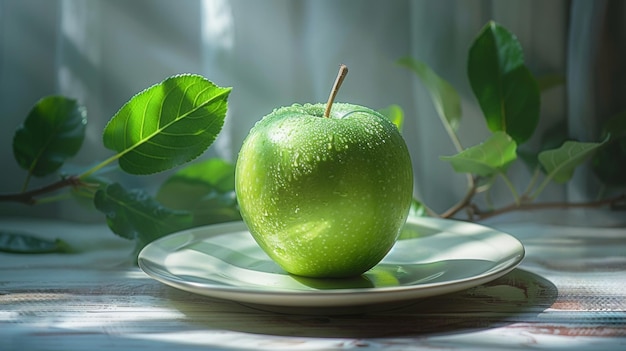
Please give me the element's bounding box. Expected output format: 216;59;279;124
0;176;84;205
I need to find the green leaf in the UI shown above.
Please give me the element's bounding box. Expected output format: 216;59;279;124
103;74;231;175
468;21;540;144
539;140;607;183
378;104;404;132
13;96;86;177
94;183;193;252
156;158;241;226
159;158;236;196
440;131;517;176
398;57;462;131
189;191;241;226
0;230;73;254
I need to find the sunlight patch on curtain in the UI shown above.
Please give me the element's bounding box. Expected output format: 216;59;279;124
201;0;235;160
201;0;234;53
57;1;100;94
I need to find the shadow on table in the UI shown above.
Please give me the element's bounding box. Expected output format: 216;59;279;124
165;268;557;338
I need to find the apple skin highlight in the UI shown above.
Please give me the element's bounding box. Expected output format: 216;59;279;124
235;102;413;278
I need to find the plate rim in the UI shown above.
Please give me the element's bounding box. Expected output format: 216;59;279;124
138;217;525;307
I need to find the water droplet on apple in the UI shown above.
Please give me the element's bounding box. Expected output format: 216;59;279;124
293;152;300;168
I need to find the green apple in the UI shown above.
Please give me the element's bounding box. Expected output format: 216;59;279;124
235;66;413;278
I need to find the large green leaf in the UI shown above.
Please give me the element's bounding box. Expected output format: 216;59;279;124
13;96;86;177
468;21;540;144
103;74;231;175
156;158;241;226
398;57;462;131
157;158;235;201
539;140;607;183
186;191;241;226
440;131;517;176
94;183;193;253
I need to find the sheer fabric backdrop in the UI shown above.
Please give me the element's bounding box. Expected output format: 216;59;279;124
0;0;620;220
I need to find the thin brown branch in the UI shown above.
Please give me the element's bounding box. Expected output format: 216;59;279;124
0;176;84;205
475;193;626;220
440;179;478;219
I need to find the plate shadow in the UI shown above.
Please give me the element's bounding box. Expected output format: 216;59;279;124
164;268;557;338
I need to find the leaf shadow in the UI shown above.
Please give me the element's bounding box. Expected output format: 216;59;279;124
163;268;558;338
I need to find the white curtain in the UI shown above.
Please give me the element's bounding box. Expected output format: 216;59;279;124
0;0;619;220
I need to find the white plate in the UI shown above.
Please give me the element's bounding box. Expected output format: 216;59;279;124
138;217;524;310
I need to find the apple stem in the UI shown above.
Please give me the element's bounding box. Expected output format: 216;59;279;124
324;64;349;118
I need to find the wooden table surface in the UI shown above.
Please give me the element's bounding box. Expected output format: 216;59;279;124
2;210;625;350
